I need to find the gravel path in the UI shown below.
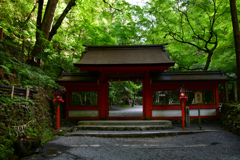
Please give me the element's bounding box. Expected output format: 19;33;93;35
109;105;143;117
25;123;240;160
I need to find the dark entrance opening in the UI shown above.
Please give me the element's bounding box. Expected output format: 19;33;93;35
108;80;143;117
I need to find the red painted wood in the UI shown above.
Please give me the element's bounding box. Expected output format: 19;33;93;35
182;106;185;130
57;103;60;130
215;87;220;117
104;78;109;118
78;66;170;72
143;71;152;118
61;64;224;120
58;83;98;87
98;72;108;118
181;99;187;130
66;89;69;118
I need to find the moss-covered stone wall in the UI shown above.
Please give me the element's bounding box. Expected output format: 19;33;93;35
0;87;57;159
220;103;240;135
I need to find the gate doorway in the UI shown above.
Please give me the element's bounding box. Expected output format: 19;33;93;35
108;80;143;118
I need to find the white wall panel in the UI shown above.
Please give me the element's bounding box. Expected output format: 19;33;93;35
69;110;98;117
152;110;182;117
152;109;216;117
190;109;216;116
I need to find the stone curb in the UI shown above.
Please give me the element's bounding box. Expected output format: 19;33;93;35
64;130;219;138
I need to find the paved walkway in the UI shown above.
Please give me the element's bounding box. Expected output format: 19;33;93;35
24;122;240;160
109;105;143;117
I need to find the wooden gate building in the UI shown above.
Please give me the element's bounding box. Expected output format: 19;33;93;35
56;44;228;120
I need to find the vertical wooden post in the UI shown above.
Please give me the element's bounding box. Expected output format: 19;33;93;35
57;102;60;130
26;88;30;100
234;81;238;102
215;87;220;117
225;82;229;103
181;100;185;130
144;71;151;118
11;86;14;99
185;106;190;127
99;72;108;118
0;28;3;40
65;87;69;118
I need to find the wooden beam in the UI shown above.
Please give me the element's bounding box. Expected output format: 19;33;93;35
26;88;30;100
11;86;14;99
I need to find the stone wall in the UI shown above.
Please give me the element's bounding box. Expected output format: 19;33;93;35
0;87;57;159
220;103;240;135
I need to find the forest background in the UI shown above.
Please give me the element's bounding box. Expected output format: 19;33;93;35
0;0;239;90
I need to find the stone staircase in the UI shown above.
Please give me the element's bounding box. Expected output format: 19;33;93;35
74;120;173;131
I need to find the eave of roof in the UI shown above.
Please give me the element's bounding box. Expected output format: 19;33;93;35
74;44;175;67
151;71;229;83
55;72;99;83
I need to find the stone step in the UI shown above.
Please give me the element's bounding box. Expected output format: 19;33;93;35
75;120;173;131
78;120;172;126
65;130;217;138
75;125;172;131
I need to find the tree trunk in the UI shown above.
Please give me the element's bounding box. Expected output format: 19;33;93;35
203;50;214;71
30;0;76;65
230;0;240;101
36;0;44;42
41;0;59;40
48;0;76;41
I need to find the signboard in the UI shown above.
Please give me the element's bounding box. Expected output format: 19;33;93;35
195;91;203;104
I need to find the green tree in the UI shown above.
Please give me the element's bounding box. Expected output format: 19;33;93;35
30;0;76;65
109;81;142;107
139;0;230;70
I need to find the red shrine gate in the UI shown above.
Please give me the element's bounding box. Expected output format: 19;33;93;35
56;44;228;120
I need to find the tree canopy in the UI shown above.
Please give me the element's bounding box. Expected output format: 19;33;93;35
0;0;239;88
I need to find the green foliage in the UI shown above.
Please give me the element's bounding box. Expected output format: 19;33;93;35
220;103;240;135
0;48;58;88
0;96;31;106
0;65;12;75
0;88;55;159
0;136;15;160
109;81;142;106
0;0;238;77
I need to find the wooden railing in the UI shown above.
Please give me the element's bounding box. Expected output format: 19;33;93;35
0;85;38;100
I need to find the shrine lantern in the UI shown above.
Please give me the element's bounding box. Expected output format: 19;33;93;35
53;88;65;130
178;86;188;130
53;88;64;103
179;86;188;100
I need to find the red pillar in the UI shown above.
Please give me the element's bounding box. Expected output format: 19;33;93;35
66;88;69;118
215;86;220;117
57;102;60;130
181;99;186;130
143;71;152;119
99;72;108;118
